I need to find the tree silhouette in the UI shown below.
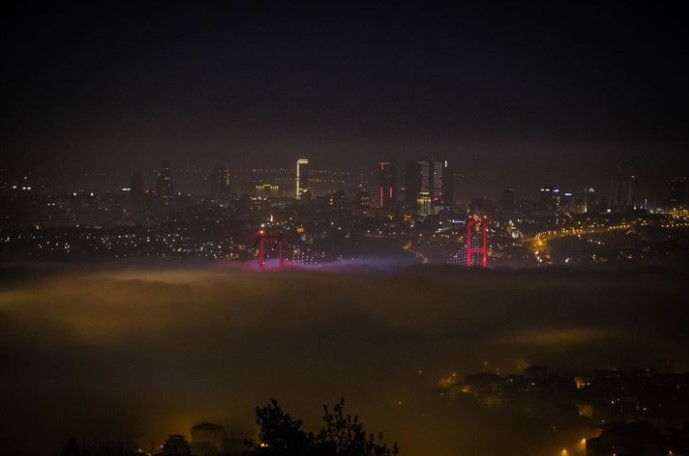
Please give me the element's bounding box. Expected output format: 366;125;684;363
244;399;312;456
244;398;398;456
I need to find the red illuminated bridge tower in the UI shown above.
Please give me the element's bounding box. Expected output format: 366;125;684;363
255;229;288;271
466;215;488;268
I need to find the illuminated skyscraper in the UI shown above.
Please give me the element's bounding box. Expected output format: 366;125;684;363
210;167;232;201
583;186;598;214
404;159;451;211
378;160;397;208
296;158;309;199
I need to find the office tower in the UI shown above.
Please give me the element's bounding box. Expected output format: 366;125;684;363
441;161;454;203
405;159;451;209
583;186;598;214
561;191;574;213
210;167;232;201
156;160;173;202
539;186;554;211
608;175;634;210
429;159;443;203
378;160;397;208
296;158;309;199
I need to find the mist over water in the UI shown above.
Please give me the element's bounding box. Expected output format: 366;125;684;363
1;262;688;456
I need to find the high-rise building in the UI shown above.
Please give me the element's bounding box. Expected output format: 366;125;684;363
539;186;554;211
441;161;454;203
608;175;634;210
583;186;598;214
210;167;232;201
156;160;174;202
404;159;451;210
296;158;309;199
378;160;397;208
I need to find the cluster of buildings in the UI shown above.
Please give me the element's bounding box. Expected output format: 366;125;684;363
154;422;243;456
438;366;689;456
1;160;687;267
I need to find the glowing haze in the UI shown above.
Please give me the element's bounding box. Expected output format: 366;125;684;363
1;263;688;455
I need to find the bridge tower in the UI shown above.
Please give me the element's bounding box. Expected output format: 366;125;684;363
466;215;488;268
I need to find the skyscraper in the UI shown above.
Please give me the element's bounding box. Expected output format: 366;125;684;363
608;175;634;210
404;159;451;210
441;161;454;204
296;158;309;199
156;160;173;202
378;160;397;208
583;187;598;214
210;167;232;201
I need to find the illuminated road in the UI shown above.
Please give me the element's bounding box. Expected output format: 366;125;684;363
522;223;635;264
522;219;689;264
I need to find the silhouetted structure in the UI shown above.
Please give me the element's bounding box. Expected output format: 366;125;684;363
608;175;635;210
378;160;397;209
159;435;191;456
210;167;232;202
157;160;174;203
404;159;451;214
191;421;225;456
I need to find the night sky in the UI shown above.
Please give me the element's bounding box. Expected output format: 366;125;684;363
2;1;688;195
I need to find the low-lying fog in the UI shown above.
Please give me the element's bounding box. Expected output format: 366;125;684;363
1;262;687;455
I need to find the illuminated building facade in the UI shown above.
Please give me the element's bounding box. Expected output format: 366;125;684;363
466;215;488;268
296;158;309;199
404;159;452;213
583;186;598;214
256;183;279;197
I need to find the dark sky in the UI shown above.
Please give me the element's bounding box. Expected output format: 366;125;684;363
2;1;688;190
